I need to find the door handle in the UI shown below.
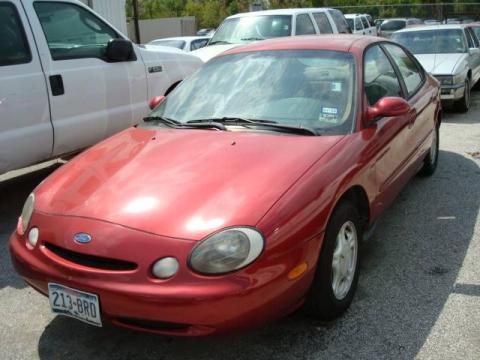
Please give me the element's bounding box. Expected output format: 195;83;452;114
49;75;64;96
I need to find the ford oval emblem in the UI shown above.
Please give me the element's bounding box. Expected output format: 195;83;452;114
74;233;92;244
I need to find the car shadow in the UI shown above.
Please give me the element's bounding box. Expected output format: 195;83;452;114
0;163;62;290
36;149;479;359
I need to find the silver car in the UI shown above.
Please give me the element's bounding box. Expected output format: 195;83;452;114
392;24;480;112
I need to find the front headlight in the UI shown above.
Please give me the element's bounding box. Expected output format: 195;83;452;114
189;227;264;275
19;193;35;235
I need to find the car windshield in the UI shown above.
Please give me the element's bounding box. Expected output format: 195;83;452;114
380;20;406;31
209;15;292;44
148;50;356;135
149;40;186;50
392;29;467;54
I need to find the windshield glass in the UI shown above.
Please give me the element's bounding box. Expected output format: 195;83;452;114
149;50;356;135
149;40;186;49
392;29;467;54
209;15;292;44
381;20;406;31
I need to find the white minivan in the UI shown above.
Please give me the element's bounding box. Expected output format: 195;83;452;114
0;0;202;174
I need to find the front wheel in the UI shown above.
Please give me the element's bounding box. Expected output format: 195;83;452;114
304;200;361;321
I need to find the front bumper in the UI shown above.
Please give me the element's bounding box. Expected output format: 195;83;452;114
438;83;465;101
9;212;321;335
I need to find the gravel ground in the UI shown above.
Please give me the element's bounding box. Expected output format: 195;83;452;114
1;91;479;360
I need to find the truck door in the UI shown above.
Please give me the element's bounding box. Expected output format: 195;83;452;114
23;0;148;157
0;0;52;173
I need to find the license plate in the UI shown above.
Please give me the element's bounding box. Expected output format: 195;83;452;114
48;283;102;327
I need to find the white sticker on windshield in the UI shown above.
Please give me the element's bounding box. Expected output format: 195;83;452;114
319;107;338;123
331;82;342;92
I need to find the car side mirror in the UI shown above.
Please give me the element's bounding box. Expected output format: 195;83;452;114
149;95;166;110
105;38;135;62
367;96;410;122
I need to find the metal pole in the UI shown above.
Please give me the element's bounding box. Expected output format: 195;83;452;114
132;0;141;44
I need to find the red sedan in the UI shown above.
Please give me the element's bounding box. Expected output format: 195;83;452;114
10;35;441;336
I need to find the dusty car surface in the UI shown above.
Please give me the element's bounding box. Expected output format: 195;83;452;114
10;35;441;336
392;25;480;112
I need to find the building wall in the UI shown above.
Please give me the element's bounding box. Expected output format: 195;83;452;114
127;17;197;43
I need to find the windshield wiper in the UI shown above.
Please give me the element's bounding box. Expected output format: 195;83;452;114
144;116;226;130
208;40;232;45
240;37;265;41
187;117;317;136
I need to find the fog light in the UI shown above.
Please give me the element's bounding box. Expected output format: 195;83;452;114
152;257;179;279
28;227;39;248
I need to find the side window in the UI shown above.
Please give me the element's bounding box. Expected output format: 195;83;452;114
295;14;316;35
0;3;31;66
466;28;479;48
328;9;351;34
313;13;333;34
355;18;363;31
465;29;475;48
361;16;369;29
364;45;403;105
34;2;119;61
384;44;423;97
190;39;209;51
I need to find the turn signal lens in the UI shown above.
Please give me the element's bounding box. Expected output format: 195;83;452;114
28;227;39;248
152;257;179;279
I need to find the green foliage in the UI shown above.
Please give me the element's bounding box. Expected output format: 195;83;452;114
126;0;480;29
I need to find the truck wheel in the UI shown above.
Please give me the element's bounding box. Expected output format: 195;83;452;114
304;200;361;321
419;124;439;176
454;78;470;113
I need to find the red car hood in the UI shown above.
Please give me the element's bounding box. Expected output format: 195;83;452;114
35;127;342;240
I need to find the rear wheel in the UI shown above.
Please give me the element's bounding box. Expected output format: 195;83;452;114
304;200;361;321
454;78;470;113
419;124;439;176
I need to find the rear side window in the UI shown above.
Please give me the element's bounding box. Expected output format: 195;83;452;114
328;9;351;33
313;13;333;34
0;3;31;66
295;14;316;35
383;44;423;97
364;45;403;105
34;2;119;61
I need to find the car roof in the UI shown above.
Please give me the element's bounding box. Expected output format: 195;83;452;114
227;8;335;18
344;14;367;18
395;24;466;33
223;35;379;56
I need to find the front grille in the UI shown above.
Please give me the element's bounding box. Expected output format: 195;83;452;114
44;242;137;271
116;317;190;331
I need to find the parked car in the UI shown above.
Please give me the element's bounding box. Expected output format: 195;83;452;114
424;19;442;25
197;28;215;36
0;0;202;175
379;18;422;37
148;36;211;52
10;35;441;336
191;8;351;62
392;25;480;112
345;13;377;36
374;18;385;29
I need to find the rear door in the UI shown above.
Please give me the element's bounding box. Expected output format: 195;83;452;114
23;0;148;157
0;0;52;173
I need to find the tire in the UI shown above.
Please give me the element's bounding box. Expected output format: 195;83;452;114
419;124;439;176
304;200;362;321
454;78;470;113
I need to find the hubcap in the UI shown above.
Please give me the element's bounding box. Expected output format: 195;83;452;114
430;128;437;165
331;221;358;300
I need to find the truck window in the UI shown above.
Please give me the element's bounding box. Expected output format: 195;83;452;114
34;2;119;61
0;3;31;66
328;9;351;34
295;14;316;35
313;13;333;34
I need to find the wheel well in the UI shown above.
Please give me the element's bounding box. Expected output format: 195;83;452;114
164;81;182;96
337;186;370;228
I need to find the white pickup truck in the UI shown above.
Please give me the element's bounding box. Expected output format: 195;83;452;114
0;0;202;174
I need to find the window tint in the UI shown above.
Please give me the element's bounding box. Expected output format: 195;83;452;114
0;3;31;66
190;38;209;51
329;9;351;33
34;2;119;61
364;45;403;105
384;44;423;96
295;14;316;35
313;13;333;34
361;16;369;29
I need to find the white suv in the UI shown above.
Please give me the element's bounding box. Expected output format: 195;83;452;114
345;14;377;36
191;8;351;62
